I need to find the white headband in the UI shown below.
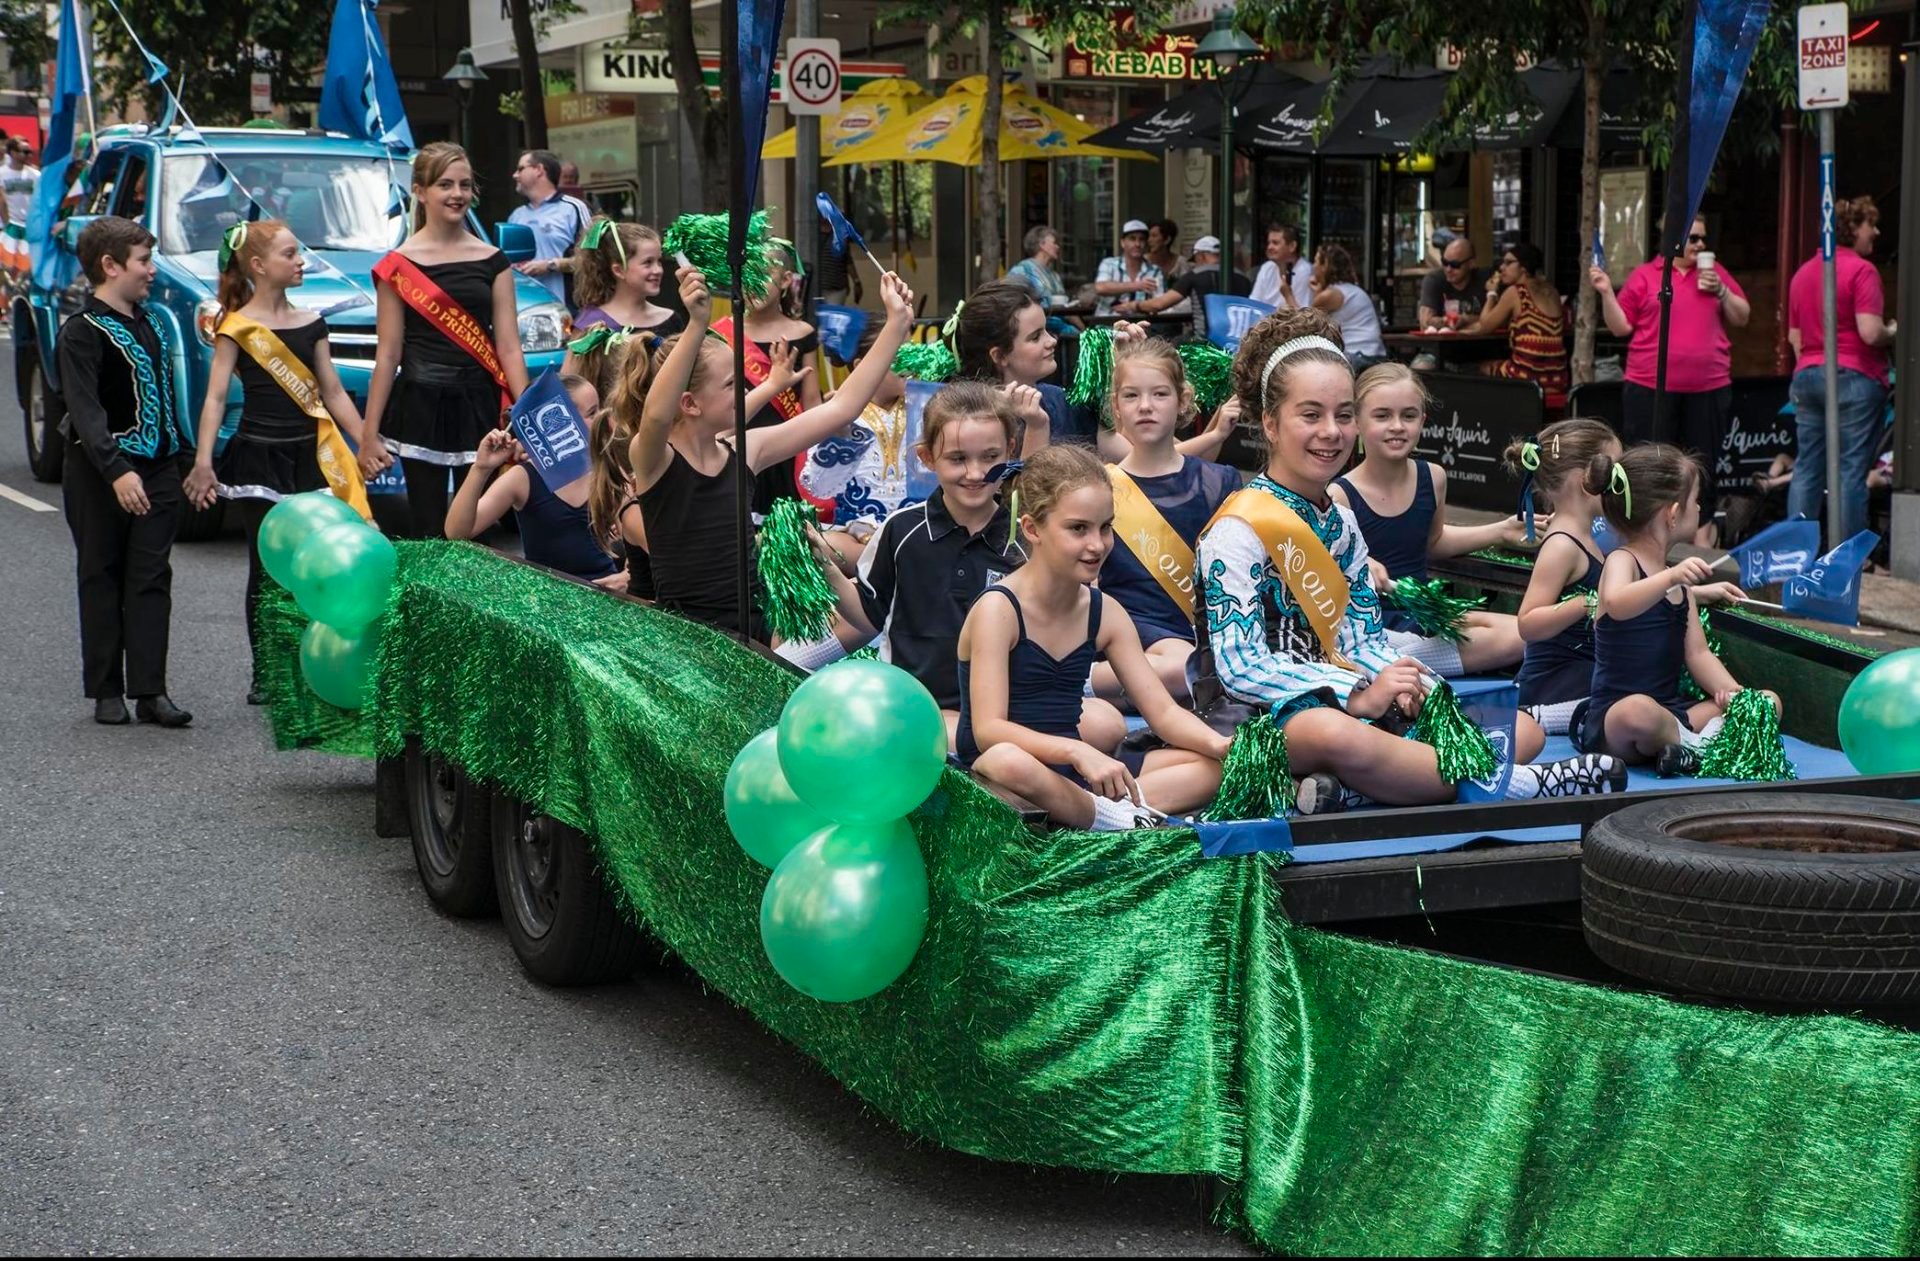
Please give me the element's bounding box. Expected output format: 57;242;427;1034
1260;335;1346;412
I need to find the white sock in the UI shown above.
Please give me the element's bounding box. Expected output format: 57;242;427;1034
774;634;849;672
1087;794;1149;831
1697;715;1725;743
1524;699;1585;736
1402;636;1465;677
1676;723;1706;750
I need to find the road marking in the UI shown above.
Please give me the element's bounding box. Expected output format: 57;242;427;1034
0;481;57;513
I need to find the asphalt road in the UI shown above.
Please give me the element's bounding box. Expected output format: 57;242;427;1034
0;335;1250;1255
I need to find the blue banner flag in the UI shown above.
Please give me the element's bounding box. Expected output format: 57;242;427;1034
28;0;88;293
1733;516;1821;588
509;370;594;491
734;0;788;222
1204;295;1276;351
319;0;415;149
1659;0;1773;257
900;381;944;504
1783;530;1877;626
814;303;868;365
1451;678;1518;803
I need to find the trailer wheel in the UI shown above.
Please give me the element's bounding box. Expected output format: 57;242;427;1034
1582;793;1920;1005
404;739;495;917
492;792;643;986
22;354;64;484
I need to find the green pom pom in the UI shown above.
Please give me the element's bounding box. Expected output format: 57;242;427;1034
1067;326;1114;427
1200;712;1296;821
1384;577;1486;644
1177;342;1234;414
1698;688;1795;782
1410;680;1499;784
756;499;837;643
891;340;958;382
663;209;772;297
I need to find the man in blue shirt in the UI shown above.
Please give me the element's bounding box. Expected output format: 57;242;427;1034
508;149;592;306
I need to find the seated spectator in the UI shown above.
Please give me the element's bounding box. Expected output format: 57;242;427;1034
1249;223;1312;309
1146;218;1187;279
1417;235;1487;330
1120;234;1250;342
1093;219;1164;316
1310;244;1388;371
1466;240;1569;394
1006;224;1070;312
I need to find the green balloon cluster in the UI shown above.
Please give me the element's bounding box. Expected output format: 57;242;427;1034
258;492;396;711
1839;648;1920;775
723;660;949;1003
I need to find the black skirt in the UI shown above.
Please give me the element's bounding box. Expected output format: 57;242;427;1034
219;431;327;499
385;363;502;463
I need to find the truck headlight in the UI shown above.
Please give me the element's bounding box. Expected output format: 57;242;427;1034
519;303;568;354
195;298;223;346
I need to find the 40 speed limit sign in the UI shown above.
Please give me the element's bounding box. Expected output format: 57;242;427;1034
784;38;842;115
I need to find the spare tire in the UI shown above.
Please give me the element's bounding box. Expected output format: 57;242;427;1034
1582;793;1920;1006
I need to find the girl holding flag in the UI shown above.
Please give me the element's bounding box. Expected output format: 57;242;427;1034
358;142;530;539
183;218;374;704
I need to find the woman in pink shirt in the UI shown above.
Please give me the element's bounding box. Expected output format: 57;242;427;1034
1786;194;1898;549
1590;215;1750;545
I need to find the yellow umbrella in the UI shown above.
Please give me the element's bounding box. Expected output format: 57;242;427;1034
763;78;931;160
824;76;1148;166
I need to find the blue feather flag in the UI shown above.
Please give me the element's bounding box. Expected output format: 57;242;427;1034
816;191;882;271
319;0;414;149
1660;0;1772;257
28;0;88;293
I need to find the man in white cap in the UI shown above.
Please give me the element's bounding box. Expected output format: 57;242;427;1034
1093;218;1163;316
1120;234;1250;342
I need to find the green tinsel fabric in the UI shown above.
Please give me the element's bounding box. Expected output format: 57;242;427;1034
1066;326;1113;427
1176;342;1234;414
1385;576;1486;644
262;542;1920;1256
756;499;837;643
662;209;771;296
890;340;958;382
1698;687;1797;782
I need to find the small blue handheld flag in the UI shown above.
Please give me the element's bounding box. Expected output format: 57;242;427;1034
509;369;593;491
1591;230;1605;272
816;192;884;272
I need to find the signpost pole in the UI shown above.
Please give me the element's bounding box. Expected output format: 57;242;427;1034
794;0;820;323
1819;106;1843;550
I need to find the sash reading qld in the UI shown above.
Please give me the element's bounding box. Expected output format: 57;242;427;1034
1108;467;1198;623
1205;487;1355;671
217;313;373;522
715;316;801;421
372;251;510;407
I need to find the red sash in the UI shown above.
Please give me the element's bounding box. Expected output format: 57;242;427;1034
373;251;512;408
713;317;834;519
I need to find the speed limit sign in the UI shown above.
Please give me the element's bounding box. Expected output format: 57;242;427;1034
784;37;842;115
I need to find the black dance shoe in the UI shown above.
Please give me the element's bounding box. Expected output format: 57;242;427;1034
93;697;130;725
134;695;193;728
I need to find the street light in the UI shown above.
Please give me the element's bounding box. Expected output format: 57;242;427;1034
1194;8;1260;284
442;48;488;151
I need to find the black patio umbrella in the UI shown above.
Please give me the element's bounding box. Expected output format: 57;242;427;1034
1238;59;1580;156
1548;66;1653;152
1080;62;1308;151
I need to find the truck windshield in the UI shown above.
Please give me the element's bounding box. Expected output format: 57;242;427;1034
159;152;403;254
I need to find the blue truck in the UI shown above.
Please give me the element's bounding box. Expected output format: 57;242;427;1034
13;124;568;535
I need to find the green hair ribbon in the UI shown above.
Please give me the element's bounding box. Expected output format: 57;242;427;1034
1519;441;1541;471
218;221;248;272
940;299;966;341
567;326;631;356
581;216;626;266
1609;462;1633;519
767;235;805;278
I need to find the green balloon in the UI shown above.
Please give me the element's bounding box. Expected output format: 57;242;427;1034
287;522;397;632
775;660;948;825
760;819;928;1003
1839;647;1920;775
725;729;832;868
299;619;384;710
257;492;362;590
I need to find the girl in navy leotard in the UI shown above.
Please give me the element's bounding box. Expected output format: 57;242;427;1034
1577;445;1779;774
956;444;1230;831
1328;363;1531;677
1506;419;1621;735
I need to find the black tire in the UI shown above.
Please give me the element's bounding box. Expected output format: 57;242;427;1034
404;739;496;918
491;791;643;986
21;351;65;484
173;498;227;542
1582;793;1920;1006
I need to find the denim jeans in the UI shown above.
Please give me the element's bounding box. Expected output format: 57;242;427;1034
1788;365;1888;549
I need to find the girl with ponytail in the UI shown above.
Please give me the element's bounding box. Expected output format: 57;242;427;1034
561;219;683;403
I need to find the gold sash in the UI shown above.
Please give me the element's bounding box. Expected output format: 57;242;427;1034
1107;467;1197;622
219;314;373;521
1204;487;1355;670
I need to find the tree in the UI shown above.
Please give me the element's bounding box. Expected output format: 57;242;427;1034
506;0;549;150
1238;0;1801;384
89;0;325;126
0;0;53;87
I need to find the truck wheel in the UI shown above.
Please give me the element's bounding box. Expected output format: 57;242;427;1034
1582;793;1920;1006
492;791;643;986
22;354;64;484
404;739;496;918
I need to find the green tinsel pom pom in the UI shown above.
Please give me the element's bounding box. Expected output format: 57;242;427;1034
1698;688;1796;782
1385;577;1486;644
846;644;879;662
1068;326;1114;427
663;209;771;296
756;499;837;643
1177;342;1234;414
1410;681;1499;784
891;340;958;382
1200;713;1295;821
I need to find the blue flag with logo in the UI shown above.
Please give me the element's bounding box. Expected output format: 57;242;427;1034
815;302;869;366
1733;516;1821;588
1450;678;1519;802
1783;530;1877;626
1204;295;1276;351
509;370;593;491
28;0;88;294
319;0;414;149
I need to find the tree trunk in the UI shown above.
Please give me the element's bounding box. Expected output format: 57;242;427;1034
1571;9;1605;386
666;0;727;209
976;3;1006;286
507;0;547;150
